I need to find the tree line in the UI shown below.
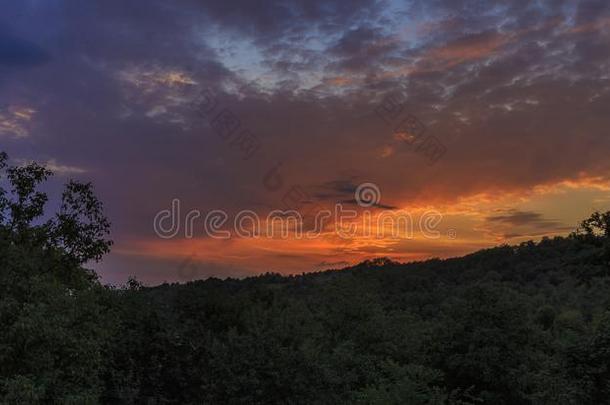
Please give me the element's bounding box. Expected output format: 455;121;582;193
1;152;610;404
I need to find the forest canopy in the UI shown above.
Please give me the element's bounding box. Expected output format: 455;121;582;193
1;152;610;404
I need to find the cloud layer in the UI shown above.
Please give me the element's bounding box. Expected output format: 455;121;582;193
2;0;609;283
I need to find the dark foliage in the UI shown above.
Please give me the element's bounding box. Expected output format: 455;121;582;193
1;152;610;404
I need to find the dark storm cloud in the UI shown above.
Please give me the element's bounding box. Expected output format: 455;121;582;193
487;210;550;226
315;179;359;198
486;210;573;240
339;199;398;210
311;179;397;209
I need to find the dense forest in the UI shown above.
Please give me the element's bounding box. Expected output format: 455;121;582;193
1;152;610;404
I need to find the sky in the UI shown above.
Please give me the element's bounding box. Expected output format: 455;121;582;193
1;0;609;285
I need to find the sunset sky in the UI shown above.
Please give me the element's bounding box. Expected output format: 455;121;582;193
1;0;609;285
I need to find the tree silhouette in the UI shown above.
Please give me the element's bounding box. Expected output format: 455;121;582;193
0;151;113;402
576;211;610;238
